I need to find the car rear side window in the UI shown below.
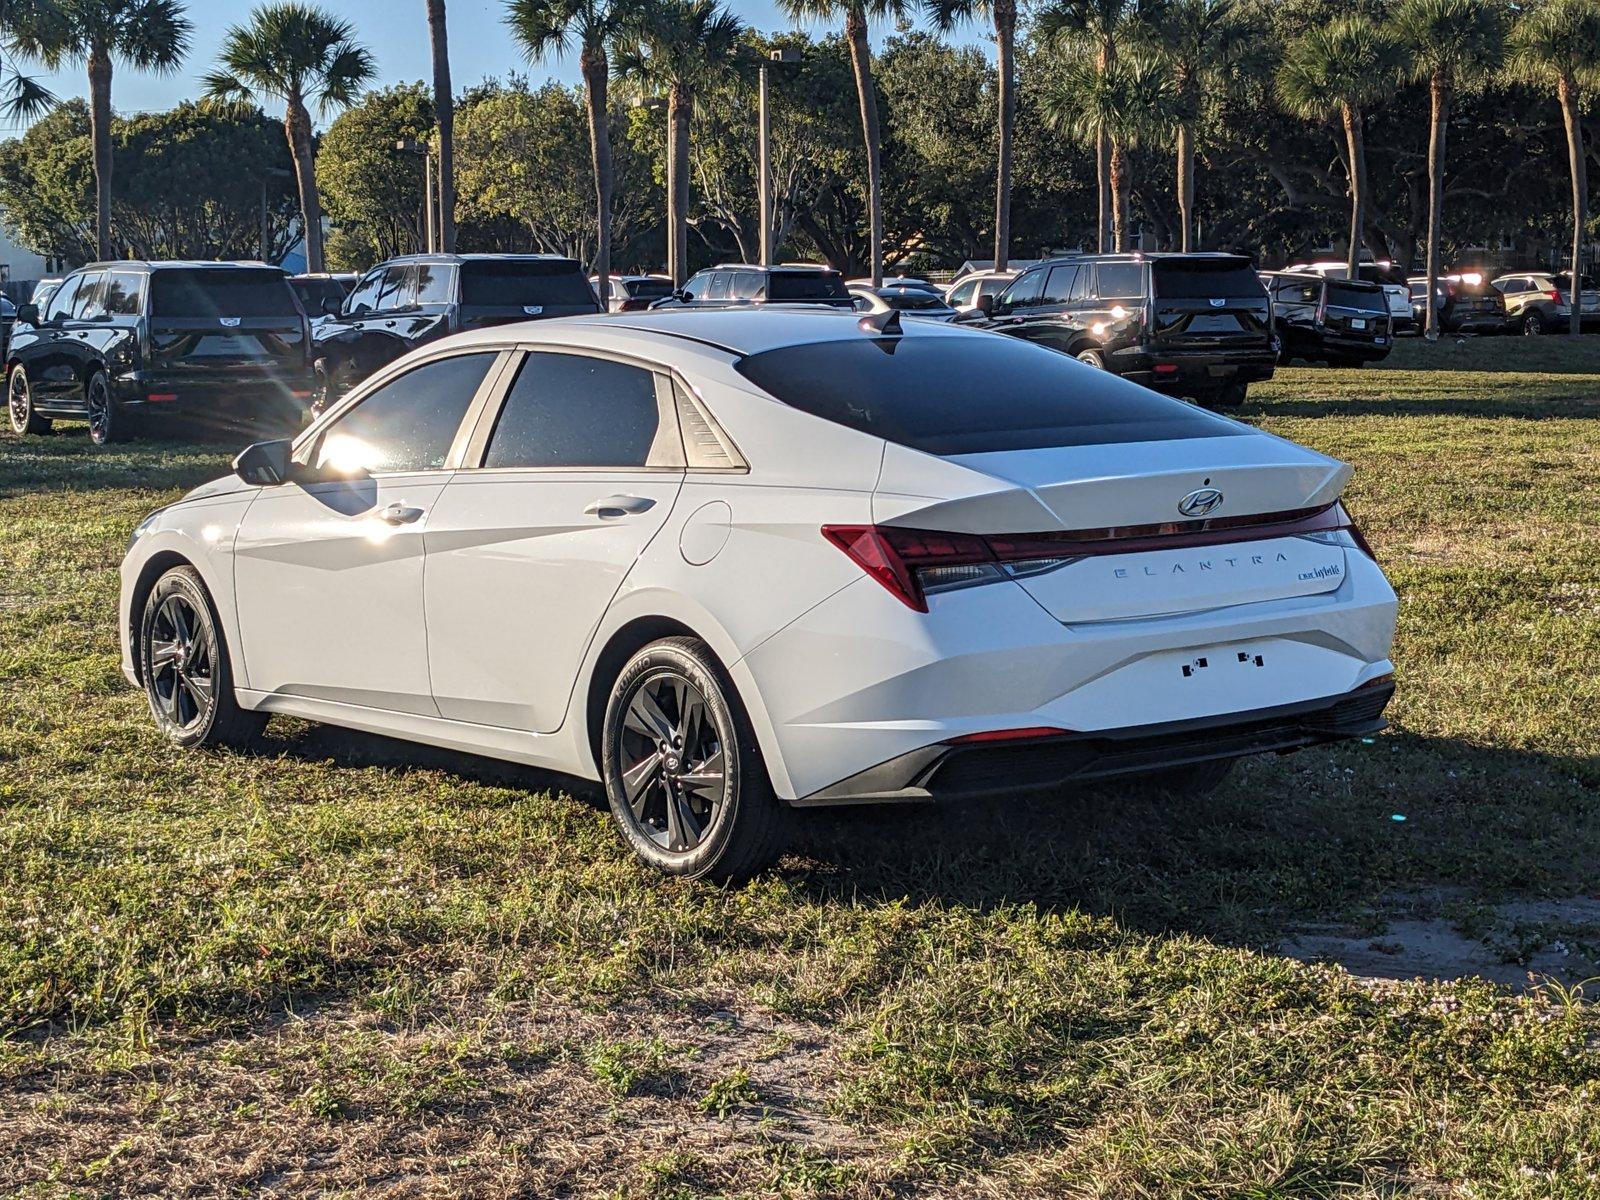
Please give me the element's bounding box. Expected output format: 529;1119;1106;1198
459;261;596;308
767;272;847;300
1151;262;1264;299
735;335;1244;455
315;352;497;474
150;269;299;318
1095;263;1146;299
483;352;666;469
414;265;456;304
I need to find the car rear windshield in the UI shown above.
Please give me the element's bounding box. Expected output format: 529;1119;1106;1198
1153;261;1266;299
1326;281;1385;310
625;277;673;299
149;269;298;318
882;292;952;311
735;334;1244;455
459;260;597;308
768;272;848;300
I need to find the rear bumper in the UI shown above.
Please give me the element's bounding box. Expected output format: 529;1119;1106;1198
1114;346;1278;391
116;369;316;413
798;680;1394;804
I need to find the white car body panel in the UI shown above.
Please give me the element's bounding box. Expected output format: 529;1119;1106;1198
120;310;1398;811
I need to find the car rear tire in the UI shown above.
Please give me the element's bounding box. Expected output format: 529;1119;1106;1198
85;371;130;445
1521;311;1545;337
1202;382;1248;409
1137;758;1235;798
139;566;266;749
1075;348;1107;370
6;364;49;436
601;636;785;882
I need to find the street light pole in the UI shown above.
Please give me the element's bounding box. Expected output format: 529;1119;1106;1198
757;48;800;268
395;138;436;254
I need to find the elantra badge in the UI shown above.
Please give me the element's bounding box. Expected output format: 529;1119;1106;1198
220;316;241;327
1177;487;1224;517
1209;298;1226;307
522;305;544;316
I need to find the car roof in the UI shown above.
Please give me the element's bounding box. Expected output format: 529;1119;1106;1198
378;253;581;266
79;260;286;274
705;262;838;274
435;306;985;359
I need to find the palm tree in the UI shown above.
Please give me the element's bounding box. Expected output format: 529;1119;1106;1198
427;0;456;252
1037;0;1144;253
10;0;191;261
202;3;374;274
779;0;911;284
1510;0;1600;336
925;0;1019;269
1394;0;1505;339
1039;46;1173;250
1138;0;1259;252
616;0;744;286
1277;14;1401;277
507;0;642;305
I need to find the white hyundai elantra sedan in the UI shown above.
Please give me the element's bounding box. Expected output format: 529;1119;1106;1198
120;308;1397;880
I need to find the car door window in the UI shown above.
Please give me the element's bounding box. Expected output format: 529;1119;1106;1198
345;269;385;314
703;272;732;301
43;275;81;323
999;270;1045;309
314;351;497;474
948;280;975;306
980;277;1010;300
414;264;455;305
681;271;712;301
482;352;674;469
731;271;763;300
1041;265;1078;306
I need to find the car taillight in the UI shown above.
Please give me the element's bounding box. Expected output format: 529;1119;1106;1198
822;504;1376;612
1547;289;1563;303
1446;281;1458;297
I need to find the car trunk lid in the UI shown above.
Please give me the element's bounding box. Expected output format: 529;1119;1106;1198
1147;258;1273;351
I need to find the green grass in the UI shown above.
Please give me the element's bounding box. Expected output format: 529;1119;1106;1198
2;335;1599;1196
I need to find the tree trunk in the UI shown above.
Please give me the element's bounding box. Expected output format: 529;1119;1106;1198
1096;38;1113;253
284;96;325;273
1559;75;1587;336
1176;121;1195;252
846;8;884;286
992;0;1016;270
667;82;690;285
427;0;456;253
1423;75;1448;341
582;46;613;305
1341;103;1367;277
87;45;113;260
1110;140;1128;251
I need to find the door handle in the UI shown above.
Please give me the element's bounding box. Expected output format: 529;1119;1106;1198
584;494;656;518
378;502;425;525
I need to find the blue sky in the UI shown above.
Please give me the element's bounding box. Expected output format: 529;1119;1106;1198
3;0;976;134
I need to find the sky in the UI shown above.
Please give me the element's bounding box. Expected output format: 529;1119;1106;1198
2;0;976;135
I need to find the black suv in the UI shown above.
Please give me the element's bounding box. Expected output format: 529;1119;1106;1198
963;252;1276;407
1263;271;1392;366
6;260;313;444
653;263;854;309
312;253;600;406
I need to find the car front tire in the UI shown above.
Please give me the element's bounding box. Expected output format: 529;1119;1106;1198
1075;348;1107;370
139;566;266;749
6;364;49;436
601;636;785;882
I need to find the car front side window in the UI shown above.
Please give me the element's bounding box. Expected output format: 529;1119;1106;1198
345;269;385;314
43;275;83;323
313;351;498;475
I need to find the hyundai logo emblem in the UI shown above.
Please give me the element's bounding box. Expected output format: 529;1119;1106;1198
1178;487;1224;517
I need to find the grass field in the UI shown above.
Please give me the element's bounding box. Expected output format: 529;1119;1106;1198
2;336;1598;1197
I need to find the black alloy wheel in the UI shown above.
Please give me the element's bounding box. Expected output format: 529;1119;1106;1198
86;372;125;445
7;365;48;435
602;637;784;881
139;566;265;748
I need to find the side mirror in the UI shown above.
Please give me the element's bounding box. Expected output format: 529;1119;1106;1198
674;289;693;302
232;438;294;487
975;293;996;315
16;303;38;326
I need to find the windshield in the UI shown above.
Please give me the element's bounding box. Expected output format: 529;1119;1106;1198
624;278;673;299
149;269;298;318
736;334;1243;455
1153;261;1266;300
768;272;848;300
459;260;598;308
